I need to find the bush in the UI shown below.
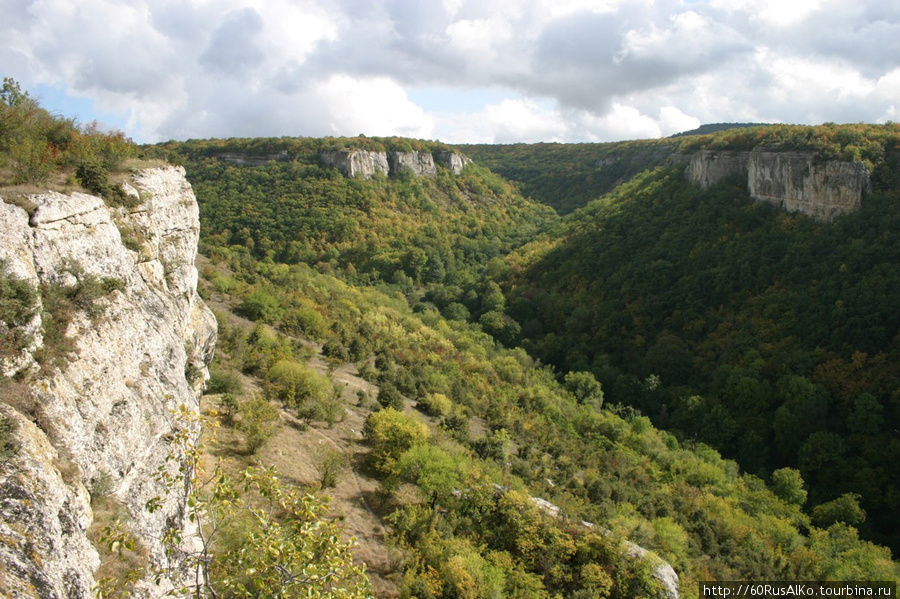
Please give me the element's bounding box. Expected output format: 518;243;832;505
0;263;38;327
217;393;239;425
266;360;339;424
0;263;38;355
267;360;331;405
363;408;430;475
417;392;452;418
239;290;284;323
315;447;350;489
811;493;866;527
0;413;19;466
236;396;280;453
75;161;138;207
377;382;404;410
206;367;243;396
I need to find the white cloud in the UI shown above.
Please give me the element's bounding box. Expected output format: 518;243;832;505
315;74;436;138
710;0;822;27
658;106;701;136
2;0;899;143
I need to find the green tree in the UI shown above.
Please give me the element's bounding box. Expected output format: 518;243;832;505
847;393;884;435
770;467;808;507
266;359;334;414
180;466;371;598
563;371;604;406
239;289;284;323
363;408;430;476
235;395;280;453
811;493;866;527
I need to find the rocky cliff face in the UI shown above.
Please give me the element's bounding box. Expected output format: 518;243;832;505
747;151;870;220
0;166;216;597
685;150;750;189
320;150;390;179
433;151;471;175
388;150;437;176
321;150;470;178
684;149;870;221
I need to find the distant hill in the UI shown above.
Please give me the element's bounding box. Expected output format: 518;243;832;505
461;139;681;214
669;122;769;137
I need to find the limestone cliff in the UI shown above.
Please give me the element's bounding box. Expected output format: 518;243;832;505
0;166;217;597
321;149;470;178
685;150;749;190
433;151;471;175
320;150;390;179
683;149;870;221
747;151;870;220
388;150;437;176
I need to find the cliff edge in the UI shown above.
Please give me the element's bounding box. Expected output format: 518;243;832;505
0;166;216;597
684;149;870;221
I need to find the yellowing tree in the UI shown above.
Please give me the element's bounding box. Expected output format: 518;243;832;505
362;408;430;476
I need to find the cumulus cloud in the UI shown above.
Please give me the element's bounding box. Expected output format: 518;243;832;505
1;0;898;143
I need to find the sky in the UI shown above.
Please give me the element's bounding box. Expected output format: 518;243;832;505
2;0;899;145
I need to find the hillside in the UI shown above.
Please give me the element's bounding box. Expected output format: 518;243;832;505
500;124;900;553
462;139;682;215
161;129;898;596
3;81;899;599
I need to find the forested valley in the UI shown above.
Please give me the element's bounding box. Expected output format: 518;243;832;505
150;126;899;597
4;85;898;598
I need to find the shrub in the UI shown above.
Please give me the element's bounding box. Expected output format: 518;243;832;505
564;371;604;406
770;467;808;507
239;290;284;324
0;412;19;467
75;161;138;207
377;381;404;411
217;393;239;425
316;447;349;489
0;262;38;355
236;396;280;453
417;392;452;418
206;367;243;396
811;493;866;527
363;408;430;475
267;360;331;405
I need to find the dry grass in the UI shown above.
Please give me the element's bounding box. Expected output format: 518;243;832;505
86;493;150;598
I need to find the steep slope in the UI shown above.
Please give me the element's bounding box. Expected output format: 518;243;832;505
0;166;216;596
503;151;900;551
159;130;898;597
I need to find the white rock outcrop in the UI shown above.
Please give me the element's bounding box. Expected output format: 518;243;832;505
389;151;437;176
0;166;216;597
527;491;679;599
685;150;749;190
320;150;390;179
747;151;870;221
321;149;471;178
683;149;870;221
434;151;471;174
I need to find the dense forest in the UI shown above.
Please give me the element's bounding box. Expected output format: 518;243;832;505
480;124;900;553
3;81;899;598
